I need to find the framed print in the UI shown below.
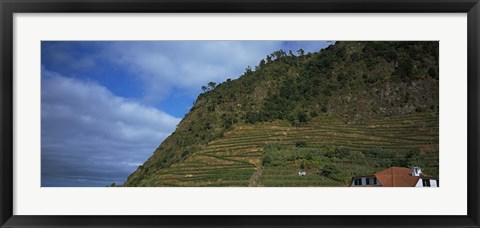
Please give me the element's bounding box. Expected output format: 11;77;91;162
1;0;479;227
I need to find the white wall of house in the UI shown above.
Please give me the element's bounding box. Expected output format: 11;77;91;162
415;180;422;187
350;177;381;186
415;178;439;187
350;178;362;186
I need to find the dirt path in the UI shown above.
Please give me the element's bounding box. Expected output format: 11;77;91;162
248;163;263;187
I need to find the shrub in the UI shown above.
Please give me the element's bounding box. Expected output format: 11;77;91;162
297;111;309;123
245;112;259;124
262;155;272;165
337;147;350;159
321;104;328;113
295;141;307;148
325;148;340;158
415;106;426;112
264;142;282;151
405;149;421;166
305;150;314;160
370;148;395;167
321;163;340;178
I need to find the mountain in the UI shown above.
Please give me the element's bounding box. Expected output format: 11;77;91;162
123;41;439;187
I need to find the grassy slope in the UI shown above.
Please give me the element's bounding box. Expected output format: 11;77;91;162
131;112;438;187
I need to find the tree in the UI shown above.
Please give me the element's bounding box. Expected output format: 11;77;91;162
266;55;272;62
207;82;217;90
245;66;253;74
370;148;395;167
201;85;208;92
297;48;305;56
404;149;421;166
259;59;266;67
245;111;258;124
272;50;286;59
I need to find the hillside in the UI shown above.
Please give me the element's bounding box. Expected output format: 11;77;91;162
123;41;439;187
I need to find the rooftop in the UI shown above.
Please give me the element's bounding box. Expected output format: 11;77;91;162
374;167;421;187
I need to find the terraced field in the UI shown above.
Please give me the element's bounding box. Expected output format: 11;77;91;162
145;112;438;187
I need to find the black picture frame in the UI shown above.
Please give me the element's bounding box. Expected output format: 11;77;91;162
1;0;479;227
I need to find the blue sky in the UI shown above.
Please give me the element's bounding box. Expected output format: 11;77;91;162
41;41;331;187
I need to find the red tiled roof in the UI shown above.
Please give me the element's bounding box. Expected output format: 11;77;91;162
374;167;420;187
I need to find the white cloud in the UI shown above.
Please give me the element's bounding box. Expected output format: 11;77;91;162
43;41;330;105
105;41;284;102
41;68;181;186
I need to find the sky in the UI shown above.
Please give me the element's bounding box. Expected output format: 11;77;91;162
41;41;331;187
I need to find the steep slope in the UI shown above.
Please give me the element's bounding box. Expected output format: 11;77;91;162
124;41;439;187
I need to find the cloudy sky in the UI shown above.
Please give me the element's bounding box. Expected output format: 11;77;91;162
41;41;330;187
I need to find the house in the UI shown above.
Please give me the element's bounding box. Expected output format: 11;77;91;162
350;167;438;187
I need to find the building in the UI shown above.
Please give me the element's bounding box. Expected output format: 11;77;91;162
350;167;438;187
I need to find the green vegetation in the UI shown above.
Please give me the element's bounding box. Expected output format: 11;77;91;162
124;41;439;187
125;112;438;187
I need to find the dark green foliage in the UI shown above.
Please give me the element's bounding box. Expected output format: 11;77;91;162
223;120;233;130
297;111;309;123
207;82;216;89
320;164;340;179
362;41;398;62
295;141;307;148
259;59;266;67
262;144;322;166
325;148;339;159
245;112;259;124
256;41;438;126
395;58;414;81
297;48;305;56
266;55;272;62
405;149;421;166
372;148;396;167
264;142;282;151
415;106;427;112
321;104;328;113
337;147;350;159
